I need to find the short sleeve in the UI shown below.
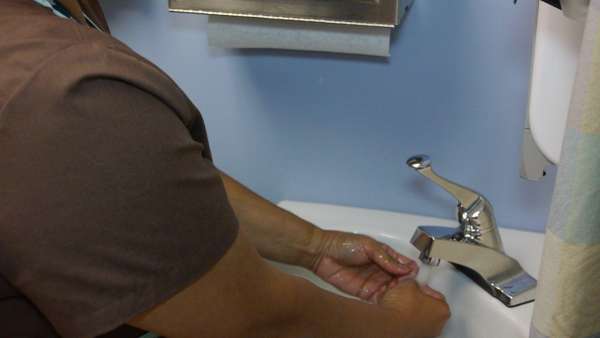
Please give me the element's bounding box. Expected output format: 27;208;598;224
0;43;239;337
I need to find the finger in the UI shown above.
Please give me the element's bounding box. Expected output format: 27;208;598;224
366;243;412;275
353;269;393;298
383;245;420;275
382;244;414;265
419;284;446;301
383;244;420;275
380;275;415;293
368;283;388;304
388;274;417;290
356;266;393;300
408;259;420;275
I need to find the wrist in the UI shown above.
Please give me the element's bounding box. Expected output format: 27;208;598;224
285;213;326;270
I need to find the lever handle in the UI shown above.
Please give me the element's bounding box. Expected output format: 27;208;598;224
407;155;481;208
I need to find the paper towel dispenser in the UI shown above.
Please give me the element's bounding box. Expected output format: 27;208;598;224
168;0;414;57
169;0;402;27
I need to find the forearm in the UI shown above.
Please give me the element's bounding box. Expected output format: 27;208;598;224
231;261;409;338
131;231;413;338
219;171;323;269
240;249;412;338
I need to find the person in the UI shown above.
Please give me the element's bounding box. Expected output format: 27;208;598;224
0;1;451;337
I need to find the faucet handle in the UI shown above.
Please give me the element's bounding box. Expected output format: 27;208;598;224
406;155;481;209
407;155;504;251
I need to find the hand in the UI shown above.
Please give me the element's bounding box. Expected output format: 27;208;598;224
310;230;419;302
379;277;450;338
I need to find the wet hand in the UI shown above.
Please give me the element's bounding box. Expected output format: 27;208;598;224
311;230;419;302
378;277;450;338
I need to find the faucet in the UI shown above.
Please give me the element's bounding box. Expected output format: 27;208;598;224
406;155;537;307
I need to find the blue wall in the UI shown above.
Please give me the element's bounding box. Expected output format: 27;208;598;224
101;0;556;232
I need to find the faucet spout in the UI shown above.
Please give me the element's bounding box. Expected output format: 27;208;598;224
410;226;537;307
406;155;536;307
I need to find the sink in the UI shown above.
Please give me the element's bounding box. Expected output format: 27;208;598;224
272;201;545;338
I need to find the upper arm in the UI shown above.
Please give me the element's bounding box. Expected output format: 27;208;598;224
0;44;238;337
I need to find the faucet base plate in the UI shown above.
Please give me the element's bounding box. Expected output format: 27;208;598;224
454;264;536;307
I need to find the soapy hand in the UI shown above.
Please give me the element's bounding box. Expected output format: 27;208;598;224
311;230;419;302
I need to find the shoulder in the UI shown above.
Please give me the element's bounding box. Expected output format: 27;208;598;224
46;39;195;119
3;35;201;133
0;3;199;130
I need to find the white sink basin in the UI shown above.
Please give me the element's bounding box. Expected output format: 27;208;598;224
273;201;545;338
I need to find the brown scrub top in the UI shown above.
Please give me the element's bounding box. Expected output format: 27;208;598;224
0;1;239;337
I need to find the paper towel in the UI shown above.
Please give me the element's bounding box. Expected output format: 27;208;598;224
207;15;393;57
560;0;590;19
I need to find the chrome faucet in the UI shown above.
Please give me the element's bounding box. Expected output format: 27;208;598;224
406;155;536;307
